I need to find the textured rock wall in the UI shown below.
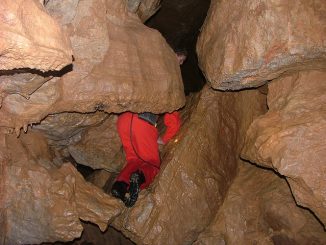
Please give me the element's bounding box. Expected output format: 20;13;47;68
242;70;326;227
0;0;185;243
0;130;122;244
194;163;326;245
112;86;266;245
68;115;125;171
197;0;326;90
0;0;72;71
0;0;185;134
135;0;161;22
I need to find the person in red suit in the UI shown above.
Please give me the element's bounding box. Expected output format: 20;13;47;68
111;51;186;207
111;111;181;207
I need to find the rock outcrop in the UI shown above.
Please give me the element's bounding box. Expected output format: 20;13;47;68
0;0;185;133
197;0;326;90
134;0;161;22
242;70;326;227
112;86;267;245
195;163;326;245
0;0;72;71
0;130;122;244
68;115;125;171
0;0;184;243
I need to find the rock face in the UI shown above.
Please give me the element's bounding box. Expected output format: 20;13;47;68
197;0;326;90
0;0;185;133
242;70;326;227
0;0;72;71
194;163;326;245
68;115;125;171
135;0;161;22
112;86;267;245
35;111;109;146
0;130;122;244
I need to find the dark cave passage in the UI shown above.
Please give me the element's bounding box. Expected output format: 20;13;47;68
146;0;211;95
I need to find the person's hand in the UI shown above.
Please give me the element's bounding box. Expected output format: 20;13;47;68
157;137;164;145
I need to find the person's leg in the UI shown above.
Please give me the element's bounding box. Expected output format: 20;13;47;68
112;112;139;201
138;163;160;189
115;113;161;206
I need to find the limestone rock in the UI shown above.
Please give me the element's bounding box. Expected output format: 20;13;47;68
242;70;326;227
68;115;125;171
0;0;185;133
112;86;266;245
135;0;161;22
197;0;326;90
0;0;72;71
35;111;108;146
50;0;185;114
195;163;326;245
86;170;113;189
0;130;122;244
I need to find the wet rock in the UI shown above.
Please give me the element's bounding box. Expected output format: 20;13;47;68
135;0;161;22
0;0;72;71
112;86;266;245
35;111;108;146
68;115;125;171
197;0;326;90
0;0;184;133
87;170;114;189
242;70;326;227
0;130;122;244
194;163;326;245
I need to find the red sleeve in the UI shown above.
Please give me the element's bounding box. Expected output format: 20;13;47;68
162;111;181;144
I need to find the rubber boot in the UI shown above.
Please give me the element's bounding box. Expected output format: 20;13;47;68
111;181;128;202
124;170;145;207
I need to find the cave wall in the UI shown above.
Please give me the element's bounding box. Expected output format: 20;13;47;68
197;0;326;231
0;0;325;244
197;0;326;90
0;0;72;71
0;130;122;244
111;86;267;245
0;0;185;244
0;0;185;133
194;162;326;245
242;70;326;227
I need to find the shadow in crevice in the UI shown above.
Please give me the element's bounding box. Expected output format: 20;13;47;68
41;222;135;245
0;64;73;78
240;158;325;231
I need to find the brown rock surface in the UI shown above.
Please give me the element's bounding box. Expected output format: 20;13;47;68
112;86;267;245
0;0;185;133
0;130;122;244
197;0;326;90
68;115;125;171
242;70;326;227
194;163;326;245
0;0;72;71
135;0;161;22
35;111;108;146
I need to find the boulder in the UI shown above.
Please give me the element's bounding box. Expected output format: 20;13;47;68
197;0;326;90
0;0;185;134
0;0;72;71
195;163;326;245
0;130;122;244
242;70;326;227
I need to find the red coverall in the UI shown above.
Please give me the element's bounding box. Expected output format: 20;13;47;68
116;111;181;189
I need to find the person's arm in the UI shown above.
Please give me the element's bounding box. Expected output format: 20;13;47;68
161;111;181;144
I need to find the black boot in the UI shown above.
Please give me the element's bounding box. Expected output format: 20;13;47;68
124;170;145;208
111;181;128;202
